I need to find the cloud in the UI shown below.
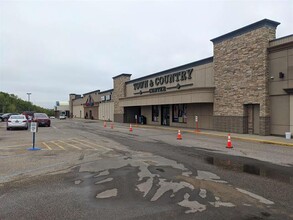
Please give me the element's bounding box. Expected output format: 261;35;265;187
0;0;292;108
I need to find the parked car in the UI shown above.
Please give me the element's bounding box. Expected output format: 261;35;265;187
22;111;34;122
1;113;19;122
50;116;55;119
33;113;51;127
59;115;66;120
6;115;28;130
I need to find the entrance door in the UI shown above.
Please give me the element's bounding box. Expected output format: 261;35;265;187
246;104;260;134
161;105;170;126
253;105;260;134
124;107;141;123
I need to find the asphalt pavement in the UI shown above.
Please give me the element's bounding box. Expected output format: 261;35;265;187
0;119;292;220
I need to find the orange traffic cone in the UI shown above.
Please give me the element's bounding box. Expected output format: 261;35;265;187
226;134;233;149
103;121;107;128
111;122;114;129
129;124;133;132
177;130;182;140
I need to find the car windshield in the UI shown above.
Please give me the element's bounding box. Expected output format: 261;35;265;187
35;113;49;118
10;115;25;119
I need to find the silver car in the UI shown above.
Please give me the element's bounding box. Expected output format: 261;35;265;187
6;115;28;130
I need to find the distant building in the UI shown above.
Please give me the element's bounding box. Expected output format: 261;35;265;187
54;101;70;118
69;89;114;121
70;19;293;136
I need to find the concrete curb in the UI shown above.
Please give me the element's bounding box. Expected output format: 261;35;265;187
72;119;293;147
135;124;293;147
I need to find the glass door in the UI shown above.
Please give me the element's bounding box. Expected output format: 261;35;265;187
161;105;170;126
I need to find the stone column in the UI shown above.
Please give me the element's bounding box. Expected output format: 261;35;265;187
211;19;280;135
69;94;77;118
112;74;132;122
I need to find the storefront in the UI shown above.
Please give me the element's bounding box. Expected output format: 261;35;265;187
119;58;214;129
70;19;292;136
98;89;114;121
117;19;292;136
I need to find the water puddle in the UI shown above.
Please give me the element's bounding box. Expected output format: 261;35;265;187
204;156;293;185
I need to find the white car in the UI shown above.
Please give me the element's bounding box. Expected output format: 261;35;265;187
6;115;28;130
59;115;66;120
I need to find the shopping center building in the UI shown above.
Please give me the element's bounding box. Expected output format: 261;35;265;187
69;19;293;136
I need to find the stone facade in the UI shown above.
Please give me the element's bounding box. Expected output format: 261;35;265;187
213;116;248;134
112;74;132;122
212;21;279;135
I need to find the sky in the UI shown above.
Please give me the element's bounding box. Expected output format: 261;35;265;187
0;0;292;109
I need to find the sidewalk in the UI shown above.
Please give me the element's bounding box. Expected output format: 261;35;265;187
73;118;293;147
136;124;293;147
190;129;293;147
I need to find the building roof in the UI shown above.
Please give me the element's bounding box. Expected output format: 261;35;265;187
268;34;293;52
83;90;100;96
112;73;132;79
211;19;280;44
99;89;114;94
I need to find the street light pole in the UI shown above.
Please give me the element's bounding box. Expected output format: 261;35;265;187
27;93;32;111
27;93;31;102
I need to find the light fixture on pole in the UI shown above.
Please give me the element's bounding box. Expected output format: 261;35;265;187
27;93;32;102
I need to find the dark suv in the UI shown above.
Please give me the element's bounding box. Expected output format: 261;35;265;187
1;113;19;122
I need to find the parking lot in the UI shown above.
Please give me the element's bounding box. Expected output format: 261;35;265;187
1;118;293;219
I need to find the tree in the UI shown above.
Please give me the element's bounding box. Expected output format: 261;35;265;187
0;92;54;115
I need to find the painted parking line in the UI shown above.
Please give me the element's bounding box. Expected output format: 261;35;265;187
42;142;52;150
51;141;66;150
69;139;97;150
73;139;112;151
1;139;110;151
58;140;82;150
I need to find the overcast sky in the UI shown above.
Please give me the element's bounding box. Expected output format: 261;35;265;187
0;0;292;108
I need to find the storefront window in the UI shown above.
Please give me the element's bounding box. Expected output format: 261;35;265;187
152;105;159;122
172;104;187;123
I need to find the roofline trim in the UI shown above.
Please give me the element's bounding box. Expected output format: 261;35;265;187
270;34;293;42
99;89;114;94
211;19;280;44
126;57;213;84
112;73;132;79
83;90;100;96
